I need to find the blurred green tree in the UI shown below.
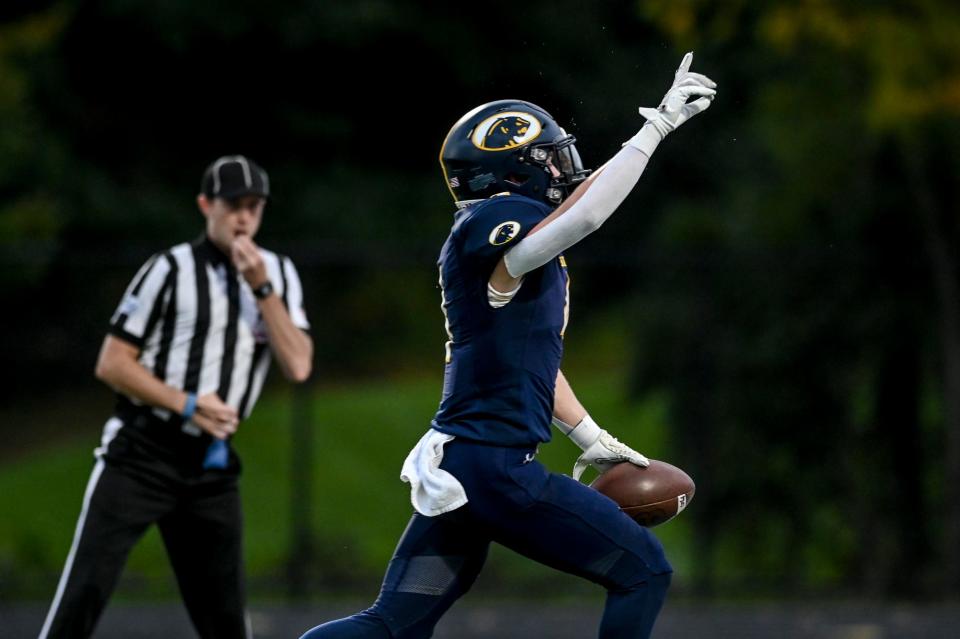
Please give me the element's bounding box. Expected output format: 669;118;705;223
0;6;71;286
633;0;960;596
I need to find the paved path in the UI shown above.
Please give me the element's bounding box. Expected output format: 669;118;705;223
5;601;959;638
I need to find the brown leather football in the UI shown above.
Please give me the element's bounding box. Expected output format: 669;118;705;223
589;460;695;527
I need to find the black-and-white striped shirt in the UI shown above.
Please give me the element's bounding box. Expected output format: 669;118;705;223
101;236;309;459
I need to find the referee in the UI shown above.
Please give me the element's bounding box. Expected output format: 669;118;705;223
39;155;313;639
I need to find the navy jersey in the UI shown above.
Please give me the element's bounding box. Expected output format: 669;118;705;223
431;194;570;446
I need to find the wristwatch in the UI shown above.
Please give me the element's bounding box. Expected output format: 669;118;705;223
252;280;274;300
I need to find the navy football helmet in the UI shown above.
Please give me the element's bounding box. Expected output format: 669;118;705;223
440;100;591;207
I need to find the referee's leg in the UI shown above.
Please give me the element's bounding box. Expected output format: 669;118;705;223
39;459;171;639
159;473;249;639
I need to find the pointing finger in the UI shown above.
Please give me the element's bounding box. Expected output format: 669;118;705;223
675;52;693;78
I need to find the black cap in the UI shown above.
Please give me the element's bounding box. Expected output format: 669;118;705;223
201;155;270;200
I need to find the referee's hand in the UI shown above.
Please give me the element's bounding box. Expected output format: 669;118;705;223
231;235;267;287
194;393;239;440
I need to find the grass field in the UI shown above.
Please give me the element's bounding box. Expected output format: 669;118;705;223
0;347;692;601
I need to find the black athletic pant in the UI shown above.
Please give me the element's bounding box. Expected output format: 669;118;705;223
39;456;248;639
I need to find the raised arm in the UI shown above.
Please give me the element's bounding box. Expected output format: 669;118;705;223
490;52;716;294
253;287;314;382
231;236;313;382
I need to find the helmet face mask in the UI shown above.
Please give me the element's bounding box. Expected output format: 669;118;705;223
440;100;592;207
520;133;590;204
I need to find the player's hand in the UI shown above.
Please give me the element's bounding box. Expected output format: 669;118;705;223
639;51;716;134
629;52;716;156
567;416;650;481
231;235;268;288
193;393;239;440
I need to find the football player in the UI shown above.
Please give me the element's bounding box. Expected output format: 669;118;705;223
300;53;716;639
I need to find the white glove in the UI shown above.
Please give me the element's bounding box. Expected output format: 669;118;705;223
557;415;650;481
628;51;717;157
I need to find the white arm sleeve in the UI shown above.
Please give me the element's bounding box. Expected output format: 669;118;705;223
502;130;657;278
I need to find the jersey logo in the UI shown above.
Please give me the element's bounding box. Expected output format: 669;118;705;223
471;112;543;151
489;221;522;246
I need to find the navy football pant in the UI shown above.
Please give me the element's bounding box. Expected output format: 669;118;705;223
39;457;248;639
301;438;672;639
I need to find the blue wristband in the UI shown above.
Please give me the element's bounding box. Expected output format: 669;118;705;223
182;392;198;419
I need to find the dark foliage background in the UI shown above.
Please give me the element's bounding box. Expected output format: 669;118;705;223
3;0;960;600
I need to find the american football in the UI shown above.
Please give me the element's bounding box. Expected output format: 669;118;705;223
590;460;695;527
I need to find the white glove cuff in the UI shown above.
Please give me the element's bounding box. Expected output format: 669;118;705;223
487;279;523;308
567;414;602;451
551;416;576;436
626;123;662;158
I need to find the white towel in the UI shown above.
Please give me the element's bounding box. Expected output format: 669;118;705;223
400;429;468;517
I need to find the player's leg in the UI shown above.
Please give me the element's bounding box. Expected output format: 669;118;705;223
39;459;172;639
300;509;491;639
448;441;672;639
505;471;671;638
158;473;249;639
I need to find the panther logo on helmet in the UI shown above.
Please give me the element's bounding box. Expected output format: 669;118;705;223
471;112;543;151
440;99;591;207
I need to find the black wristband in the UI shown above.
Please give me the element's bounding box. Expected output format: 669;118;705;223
252;280;274;300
